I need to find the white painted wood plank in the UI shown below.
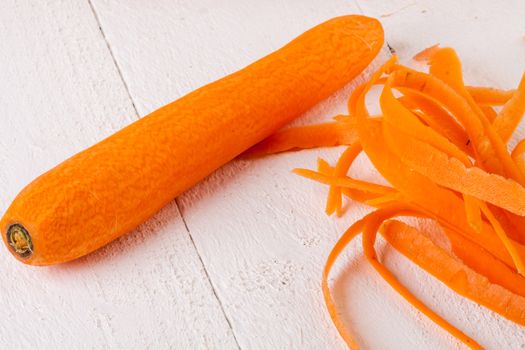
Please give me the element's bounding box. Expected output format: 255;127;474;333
0;1;236;349
89;1;525;349
89;2;367;349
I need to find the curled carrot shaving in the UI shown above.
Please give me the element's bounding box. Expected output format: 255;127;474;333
361;207;483;349
493;74;525;143
466;86;515;106
413;44;440;62
317;159;384;206
382;120;525;216
253;47;525;348
381;221;525;327
444;227;525;298
480;105;498;122
480;203;525;275
293;168;395;195
243;122;358;158
512;139;525;175
463;194;482;233
396;88;472;154
391;65;525;184
325;143;363;216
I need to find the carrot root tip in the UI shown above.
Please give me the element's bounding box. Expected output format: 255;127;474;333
7;224;33;258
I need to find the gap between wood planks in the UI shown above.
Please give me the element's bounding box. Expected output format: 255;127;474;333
86;1;241;348
86;0;398;347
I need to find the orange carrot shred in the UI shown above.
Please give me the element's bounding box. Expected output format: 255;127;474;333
293;168;395;195
466;86;515;106
243;122;358;158
382;221;525;327
322;219;365;349
463;194;483;233
479;203;525;275
512;139;525;176
251;46;525;347
391;66;525;185
383;124;525;216
445;227;525;298
480;105;498;122
492;74;525;143
413;44;440;62
361;207;483;349
326;143;362;216
395;88;472;155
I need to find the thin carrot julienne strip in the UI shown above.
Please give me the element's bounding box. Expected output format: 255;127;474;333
317;159;384;207
381;221;525;327
381;76;472;166
480;105;497;122
512;139;525;176
466;86;515;106
463;194;483;233
382;123;525;216
492;74;525;143
396;88;472;155
242;122;358;158
359;205;482;349
322;219;365;349
412;44;440;62
479;203;525;275
293;168;395;195
326;143;363;216
284;49;525;348
391;66;525;185
427;48;525;184
445;227;525;298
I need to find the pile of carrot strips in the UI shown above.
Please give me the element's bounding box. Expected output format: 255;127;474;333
245;47;525;349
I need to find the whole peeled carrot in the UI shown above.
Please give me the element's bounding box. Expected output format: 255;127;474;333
1;15;383;265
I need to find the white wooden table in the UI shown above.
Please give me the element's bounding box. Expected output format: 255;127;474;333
1;1;524;349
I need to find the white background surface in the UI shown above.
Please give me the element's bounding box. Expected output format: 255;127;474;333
1;1;524;349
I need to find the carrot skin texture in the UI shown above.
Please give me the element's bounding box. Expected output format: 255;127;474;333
0;15;383;265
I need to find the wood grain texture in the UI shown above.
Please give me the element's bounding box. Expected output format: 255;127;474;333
88;1;372;349
2;0;525;349
0;1;236;348
90;0;525;349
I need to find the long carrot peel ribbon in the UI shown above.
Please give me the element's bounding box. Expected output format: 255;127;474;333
248;47;525;348
242;122;358;157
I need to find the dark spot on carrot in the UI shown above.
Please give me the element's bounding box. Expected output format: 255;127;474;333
7;224;33;258
387;43;397;55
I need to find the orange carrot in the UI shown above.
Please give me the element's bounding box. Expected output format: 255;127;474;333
396;88;472;154
381;77;471;166
317;158;382;205
360;207;482;349
382;124;525;217
382;221;525;326
463;194;482;233
243;122;358;158
322;219;365;349
445;227;525;298
293;168;395;195
512;139;525;175
413;44;440;62
289;51;525;347
493;74;525;142
325;143;362;216
0;16;384;265
391;66;525;184
466;86;515;106
480;105;498;122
